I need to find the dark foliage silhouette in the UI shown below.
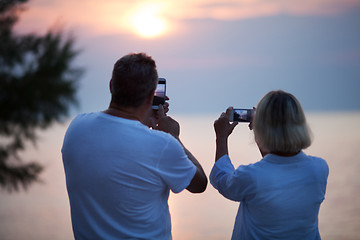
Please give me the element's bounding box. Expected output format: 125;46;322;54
0;0;83;191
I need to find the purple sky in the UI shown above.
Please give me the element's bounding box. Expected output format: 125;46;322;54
15;0;360;114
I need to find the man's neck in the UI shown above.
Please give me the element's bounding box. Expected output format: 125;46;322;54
104;103;142;122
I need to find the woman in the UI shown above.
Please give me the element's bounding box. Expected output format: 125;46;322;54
210;90;329;239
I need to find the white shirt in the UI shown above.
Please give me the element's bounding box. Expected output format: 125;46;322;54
62;112;196;240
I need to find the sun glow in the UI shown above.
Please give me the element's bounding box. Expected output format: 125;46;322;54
130;4;166;38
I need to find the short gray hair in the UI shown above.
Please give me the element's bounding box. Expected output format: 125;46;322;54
253;90;312;154
111;53;158;108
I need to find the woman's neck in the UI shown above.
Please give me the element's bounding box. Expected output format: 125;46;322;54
271;151;300;157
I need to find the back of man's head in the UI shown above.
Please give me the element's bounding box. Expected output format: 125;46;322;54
110;53;158;108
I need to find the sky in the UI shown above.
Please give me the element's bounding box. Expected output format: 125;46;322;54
14;0;360;115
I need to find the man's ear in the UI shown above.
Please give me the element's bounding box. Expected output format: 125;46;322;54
146;89;155;105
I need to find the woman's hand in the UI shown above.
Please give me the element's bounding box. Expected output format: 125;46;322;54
214;107;238;161
214;107;238;140
248;107;256;130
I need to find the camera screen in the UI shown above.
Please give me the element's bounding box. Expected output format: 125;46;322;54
233;109;253;122
153;78;166;107
154;83;165;98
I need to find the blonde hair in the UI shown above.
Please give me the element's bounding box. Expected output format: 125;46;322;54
253;90;312;154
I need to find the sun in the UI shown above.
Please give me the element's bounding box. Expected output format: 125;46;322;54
130;4;166;38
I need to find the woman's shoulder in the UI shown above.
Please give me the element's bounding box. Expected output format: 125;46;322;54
305;153;327;165
304;153;329;175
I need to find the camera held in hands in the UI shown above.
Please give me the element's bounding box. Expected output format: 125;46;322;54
152;78;166;110
230;108;254;122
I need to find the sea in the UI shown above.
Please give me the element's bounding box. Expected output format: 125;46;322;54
1;112;359;240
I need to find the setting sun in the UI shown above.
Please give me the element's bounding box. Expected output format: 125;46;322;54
130;4;166;38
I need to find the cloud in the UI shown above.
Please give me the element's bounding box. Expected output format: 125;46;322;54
16;0;134;34
167;0;360;20
15;0;360;36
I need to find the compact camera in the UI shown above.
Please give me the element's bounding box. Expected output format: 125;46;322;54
230;108;254;122
152;78;166;109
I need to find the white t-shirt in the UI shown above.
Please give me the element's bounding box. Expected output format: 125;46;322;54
62;112;197;240
210;153;328;240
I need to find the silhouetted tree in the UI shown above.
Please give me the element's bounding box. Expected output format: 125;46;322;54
0;0;83;192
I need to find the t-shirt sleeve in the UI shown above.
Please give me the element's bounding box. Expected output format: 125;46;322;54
210;155;256;202
156;136;197;194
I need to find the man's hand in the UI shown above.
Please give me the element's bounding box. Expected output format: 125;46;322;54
143;97;169;128
156;104;207;193
156;105;180;138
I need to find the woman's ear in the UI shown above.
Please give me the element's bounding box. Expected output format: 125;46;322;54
109;79;113;93
255;135;270;157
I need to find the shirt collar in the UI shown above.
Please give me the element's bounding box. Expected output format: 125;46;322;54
262;151;306;164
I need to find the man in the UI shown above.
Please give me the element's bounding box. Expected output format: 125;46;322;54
62;53;207;239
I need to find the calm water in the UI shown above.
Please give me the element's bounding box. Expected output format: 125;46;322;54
1;112;359;240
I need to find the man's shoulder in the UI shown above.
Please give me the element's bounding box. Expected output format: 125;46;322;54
71;112;99;122
147;128;178;145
